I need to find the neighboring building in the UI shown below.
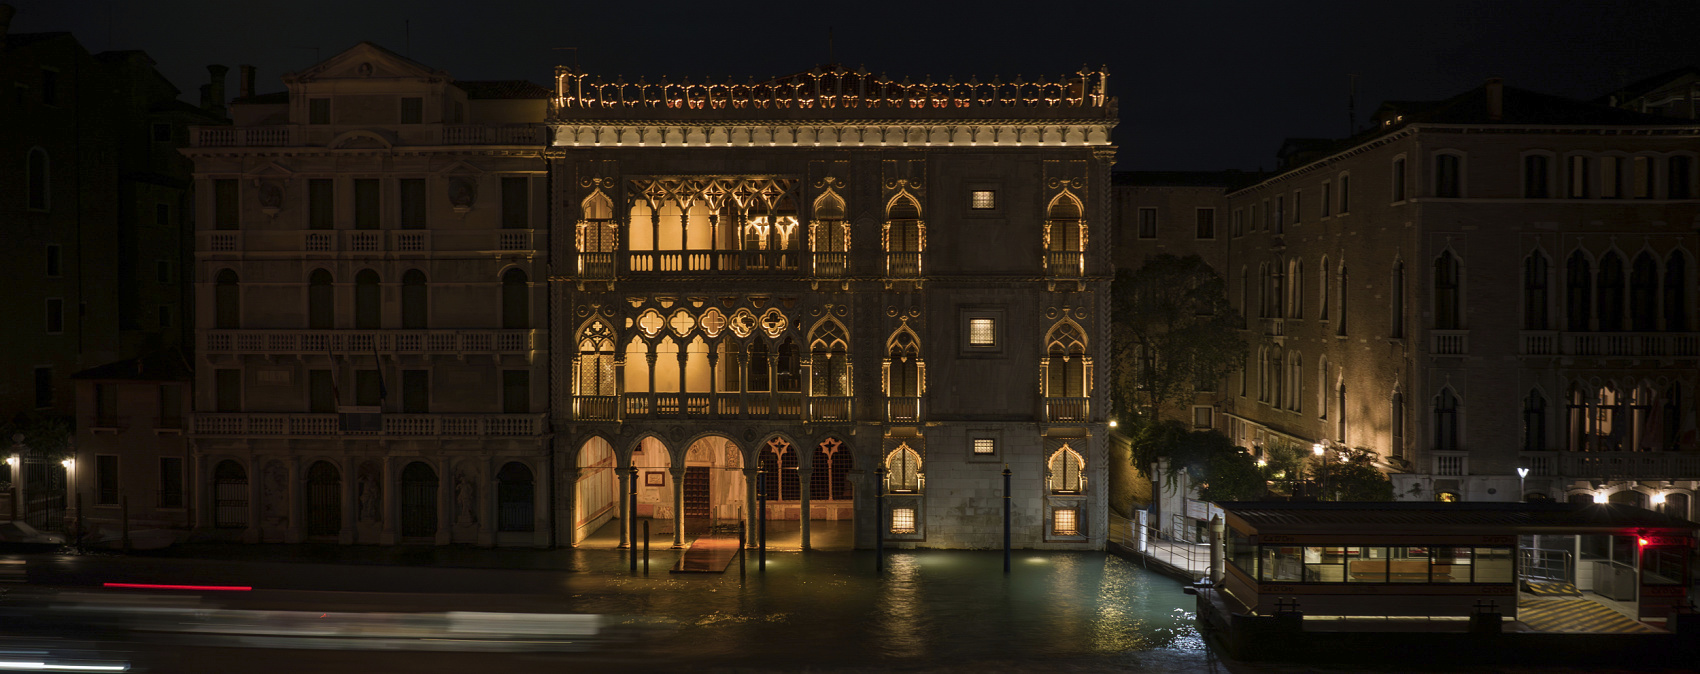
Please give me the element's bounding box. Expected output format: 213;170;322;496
2;4;221;529
550;65;1118;549
1599;66;1700;120
70;350;193;534
1146;79;1700;517
180;43;552;545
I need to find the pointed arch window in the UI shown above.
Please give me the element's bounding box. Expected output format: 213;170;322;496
1391;391;1405;451
887;329;921;398
578;191;617;277
776;337;800;392
1390;260;1406;338
1523;390;1547;451
1524;253;1549;330
1288;352;1302;413
1336;262;1349;336
1666;252;1688;331
1433;389;1459;452
354;269;381;329
1317;357;1329;419
812;191;849;276
760;439;799;501
1319;255;1331;321
1631;253;1659;331
502;268;529;329
1566;252;1593;331
747;341;771;393
1289;259;1304;318
402;269;427;329
1594;385;1624;451
1045;322;1088;398
623;337;650;393
1597;253;1625;332
215;269;240;329
1048;446;1085;494
886;444;922;493
885;194;922;276
1566;384;1590;452
577;322;616;397
811;439;853;501
308;269;334;329
809;321;850;396
1434;251;1460;330
1046;193;1085;276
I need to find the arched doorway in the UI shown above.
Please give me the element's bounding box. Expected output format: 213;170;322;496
497;462;535;533
214;460;248;529
811;437;854;517
574;437;617;545
1660;493;1690;520
683;436;746;531
306;461;341;537
1608;489;1648;509
400;462;438;538
632;436;674;521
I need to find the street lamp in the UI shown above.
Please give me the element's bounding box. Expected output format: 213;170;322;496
1516;467;1529;502
1312;443;1327;500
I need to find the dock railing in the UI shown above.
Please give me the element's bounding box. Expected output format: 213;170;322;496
1110;511;1209;581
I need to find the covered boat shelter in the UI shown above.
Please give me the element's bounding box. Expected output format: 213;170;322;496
1213;501;1695;631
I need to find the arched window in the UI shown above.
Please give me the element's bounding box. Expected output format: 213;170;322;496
1391;391;1405;452
809;321;850;396
1257;263;1269;318
1390;260;1406;338
1434;251;1460;330
577;322;616;397
1270;350;1284;409
887;329;921;398
215;269;241;329
1523;390;1547;451
1336;262;1349;336
759;438;799;501
1046;193;1084;276
1630;253;1658;331
1566;252;1593;331
1665;252;1688;331
1045;322;1088;398
582;190;613;221
1048;446;1085;493
886;444;922;493
1566;384;1590;451
747;340;771;392
885;195;922;276
1317;357;1330;419
1289;259;1304;318
1241;267;1252;329
1336;381;1348;443
652;337;680;393
1319;255;1331;321
1288;352;1302;413
1597;253;1625;332
775;337;800;393
1524;252;1549;330
308;269;334;329
812;191;849;275
26;148;48;210
502;268;528;329
354;269;381;329
1433;388;1459;452
213;459;248;529
1594;385;1623;451
402;269;427;329
623;337;650;393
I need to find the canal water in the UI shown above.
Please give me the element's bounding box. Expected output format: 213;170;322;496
562;550;1213;671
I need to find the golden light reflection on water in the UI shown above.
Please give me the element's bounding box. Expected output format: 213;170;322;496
877;553;926;658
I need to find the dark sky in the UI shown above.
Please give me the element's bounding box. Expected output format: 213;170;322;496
13;0;1700;170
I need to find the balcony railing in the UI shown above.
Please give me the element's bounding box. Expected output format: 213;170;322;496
887;252;921;277
578;252;615;278
345;230;383;253
1520;331;1559;356
625;251;798;273
1430;330;1468;356
1044;397;1090;422
1520;451;1556;477
1518;331;1700;357
202;330;541;355
573;396;619;420
1557;452;1700;480
616;393;812;420
807;396;854;421
201;231;241;253
1046;251;1084;277
497;230;534;251
886;396;923;422
393;231;429;252
813;252;848;277
192;413;548;437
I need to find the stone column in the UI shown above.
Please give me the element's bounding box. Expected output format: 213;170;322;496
479;456;496;548
845;471;865;550
244;457;260;544
284;457;303;544
560;466;579;547
671;465;686;548
380;455;397;545
434;457;451;546
743;467;757;547
799;463;812;551
338;457;355;545
616;466;631;548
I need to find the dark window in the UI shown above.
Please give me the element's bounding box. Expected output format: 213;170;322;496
158;384;182;428
400;97;424;124
1631;253;1659;332
502;177;529;229
308;179;334;230
1338;175;1350;212
1566;253;1592;331
45;244;61;277
1392;158;1407;201
40;69;57;105
1524;253;1548;330
1524;155;1550;198
1293;191;1303;223
502;370;530;413
502;269;528;328
1434;389;1459;452
1603;157;1623;198
402;269;427;329
156;260;170;283
399;179;426;229
1435;154;1460;198
1433;252;1460;330
211;269;239;328
1523;391;1547;452
308;370;335;412
1597;253;1624;332
158;305;172;328
152;123;172;142
354;179;380;230
1137;208;1157;238
214;179;239;230
1569;156;1590;198
355;369;382;407
1390;261;1405;338
45;298;63;334
1274;196;1284;232
34;367;52;409
1196;209;1215;239
1231;209;1243;237
1666;252;1688;331
94;383;117;426
1321;182;1332;216
96;456;118;505
355;269;381;329
159;457;184;508
1670;156;1692;199
747;341;771;392
308;98;330;124
155;203;170;228
776;337;801;393
402;370;429;413
308;269;334;329
215;369;241;412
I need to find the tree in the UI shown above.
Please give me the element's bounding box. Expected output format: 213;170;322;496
1111;254;1247;423
2;411;72;460
1127;418;1267;503
1318;448;1395;501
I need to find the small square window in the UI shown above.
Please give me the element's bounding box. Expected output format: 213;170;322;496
973;438;996;455
968;318;996;346
969;190;996;210
891;507;917;534
152;123;172;142
1053;508;1079;535
308;98;331;125
1193;406;1214;429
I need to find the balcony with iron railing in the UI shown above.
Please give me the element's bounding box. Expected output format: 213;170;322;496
192;412;548;437
886;396;923;423
1045;251;1083;277
1044;397;1090;422
886;252;921;277
202;330;542;355
1518;331;1700;357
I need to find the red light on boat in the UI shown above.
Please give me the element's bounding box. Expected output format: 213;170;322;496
103;582;252;591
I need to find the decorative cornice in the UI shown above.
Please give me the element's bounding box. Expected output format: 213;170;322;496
551;122;1112;148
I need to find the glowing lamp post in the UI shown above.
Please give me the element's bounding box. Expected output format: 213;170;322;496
5;455;16;522
1312;443;1326;500
1516;467;1529;503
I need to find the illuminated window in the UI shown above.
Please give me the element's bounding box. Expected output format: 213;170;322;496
1053;508;1079;535
891;507;916;534
970;190;996;210
968;318;996;346
973;438;996;455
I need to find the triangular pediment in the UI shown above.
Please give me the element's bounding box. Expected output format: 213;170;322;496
292;42;446;83
250;161;294;177
438;160;484;176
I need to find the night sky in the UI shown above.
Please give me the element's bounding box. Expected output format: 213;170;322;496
13;0;1700;170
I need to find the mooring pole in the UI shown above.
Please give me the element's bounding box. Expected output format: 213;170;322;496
1003;465;1012;573
643;520;650;573
121;493;130;553
629;467;639;572
874;466;885;574
739;524;747;577
758;466;767;570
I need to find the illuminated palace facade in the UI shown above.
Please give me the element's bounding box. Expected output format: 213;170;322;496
550;66;1118;549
